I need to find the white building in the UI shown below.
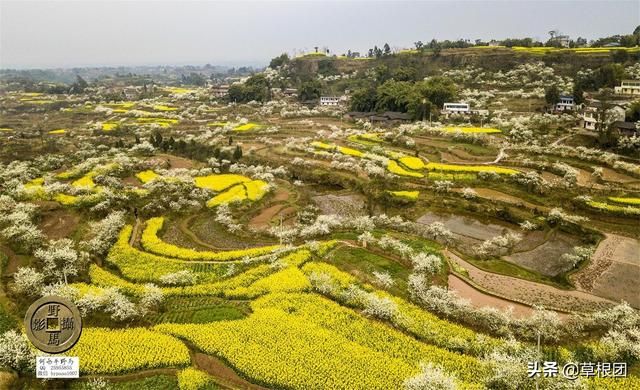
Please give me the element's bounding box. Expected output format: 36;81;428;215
320;96;342;106
442;102;470;114
554;95;575;111
211;85;229;98
614;80;640;96
582;103;625;131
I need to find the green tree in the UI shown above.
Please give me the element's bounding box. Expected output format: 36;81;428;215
374;65;392;84
269;53;290;69
595;64;625;88
626;100;640;122
414;77;457;108
375;80;416;112
383;43;391;56
391;67;416;82
594;89;617;146
572;83;585;105
298;80;322;101
611;50;629;63
545;85;560;106
233;145;243;160
70;75;88;93
350;88;377;111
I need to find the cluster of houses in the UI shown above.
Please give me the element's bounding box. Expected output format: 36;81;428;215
204;78;638;135
440;78;638;136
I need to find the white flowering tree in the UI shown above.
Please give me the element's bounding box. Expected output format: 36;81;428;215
404;363;457;390
35;239;89;284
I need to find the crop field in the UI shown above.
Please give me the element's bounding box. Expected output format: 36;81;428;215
0;37;639;390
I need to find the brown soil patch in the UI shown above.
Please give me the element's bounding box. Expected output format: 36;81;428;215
193;353;269;390
448;274;535;318
248;204;285;230
155;153;195;169
1;245;19;275
444;249;615;312
39;209;80;239
313;194;366;216
541;171;563;183
571;234;640;308
442;149;495;163
506;234;578;277
601;167;639;184
122;176;142;187
272;188;290;202
457;188;549;212
417;212;513;241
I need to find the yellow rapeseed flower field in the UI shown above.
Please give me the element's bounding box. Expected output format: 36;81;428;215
156;292;489;389
425;162;518;175
177;367;214;390
387;160;424;178
388;190;419;200
206;183;247;207
234;123;258;131
194;174;250;192
608;197;640;205
141;217;281;261
586;200;640;215
136;170;159;184
398;156;425;170
66;327;190;374
71;172;96;189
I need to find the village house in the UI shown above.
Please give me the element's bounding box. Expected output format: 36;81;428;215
582;102;626;131
320;96;342;106
123;86;141;100
442;102;470;115
614;80;640;96
554;95;575;112
211;85;229;98
283;88;298;98
611;121;639;137
343;111;411;125
441;102;489;118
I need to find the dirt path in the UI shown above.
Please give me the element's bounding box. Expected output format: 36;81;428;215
484;147;506;165
443;249;616;312
193;353;270;390
551;134;573;146
130;218;142;247
83;368;178;383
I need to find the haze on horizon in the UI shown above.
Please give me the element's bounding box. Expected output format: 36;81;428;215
0;0;637;69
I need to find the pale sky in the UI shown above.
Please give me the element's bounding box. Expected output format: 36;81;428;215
0;0;637;69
